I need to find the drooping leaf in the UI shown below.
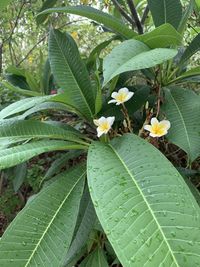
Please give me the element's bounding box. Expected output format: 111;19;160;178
80;248;109;267
178;0;195;34
0;140;87;170
36;0;58;24
0;95;52;119
162;87;200;162
87;134;200;267
103;39;177;85
49;29;95;120
1;81;41;97
0;120;87;145
64;187;96;265
179;33;200;65
135;23;182;48
147;0;182;29
12;163;27;192
37;6;137;39
0;165;85;266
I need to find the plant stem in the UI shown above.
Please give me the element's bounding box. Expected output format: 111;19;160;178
126;0;143;34
122;103;133;132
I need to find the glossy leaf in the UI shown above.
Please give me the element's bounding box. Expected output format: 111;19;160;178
135;24;182;48
179;33;200;65
103;39;177;85
87;134;200;267
0;165;85;266
37;6;137;39
0;140;87;170
162;87;200;162
49;29;95;120
147;0;182;29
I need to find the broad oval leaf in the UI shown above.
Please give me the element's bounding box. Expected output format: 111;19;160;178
103;39;177;85
37;6;137;39
49;29;95;120
0;140;87;170
162;87;200;162
135;23;182;48
0;165;85;267
87;134;200;267
147;0;182;29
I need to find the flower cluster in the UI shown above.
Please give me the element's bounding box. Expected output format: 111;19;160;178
93;87;171;138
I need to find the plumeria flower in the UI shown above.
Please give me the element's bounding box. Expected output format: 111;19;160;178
108;87;134;105
93;116;115;137
144;117;171;138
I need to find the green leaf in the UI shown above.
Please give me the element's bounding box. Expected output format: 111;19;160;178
0;0;13;12
37;6;137;39
0;165;85;266
147;0;182;29
179;33;200;65
170;67;200;83
42;59;52;95
0;120;87;145
135;23;182;48
0;95;52;119
162;87;200;162
0;140;87;170
178;0;195;34
103;39;177;85
80;248;109;267
1;81;42;97
87;134;200;267
12;163;27;192
64;187;96;265
36;0;58;24
49;29;95;120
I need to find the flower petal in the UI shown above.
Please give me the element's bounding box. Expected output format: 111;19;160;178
111;92;118;99
118;87;129;94
151;117;159;126
97;127;104;137
93;119;100;126
98;116;106;124
125;91;134;102
107;116;115;126
159;120;171;131
144;125;152;132
108;99;117;104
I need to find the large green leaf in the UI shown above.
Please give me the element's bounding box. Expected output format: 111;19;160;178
36;0;58;24
0;95;51;119
162;87;200;162
179;33;200;65
80;248;109;267
0;165;85;267
103;39;177;85
147;0;182;29
0;120;87;145
135;23;182;48
87;134;200;267
37;6;137;39
1;81;41;97
0;140;87;170
49;29;95;120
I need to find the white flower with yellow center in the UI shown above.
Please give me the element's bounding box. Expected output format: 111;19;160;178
144;117;171;137
108;87;134;105
93;116;115;137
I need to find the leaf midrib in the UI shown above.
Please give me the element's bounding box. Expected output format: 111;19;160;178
52;31;93;118
108;143;180;267
25;171;85;267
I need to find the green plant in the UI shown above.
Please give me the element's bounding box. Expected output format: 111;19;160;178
0;1;200;266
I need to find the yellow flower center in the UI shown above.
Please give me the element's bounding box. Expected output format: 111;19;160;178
99;122;110;132
151;123;166;135
115;93;127;103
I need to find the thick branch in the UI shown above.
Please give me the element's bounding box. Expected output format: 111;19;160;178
126;0;143;34
111;0;135;28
